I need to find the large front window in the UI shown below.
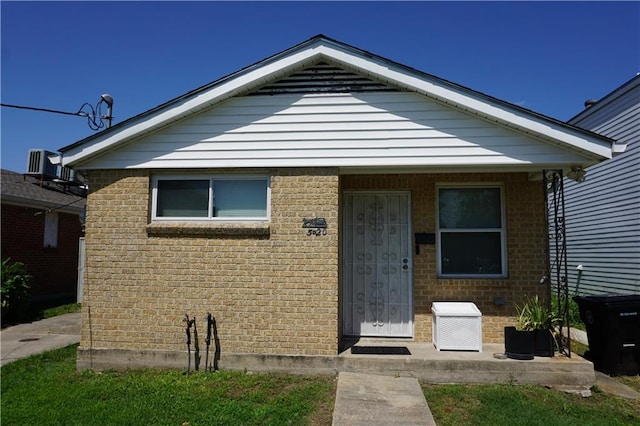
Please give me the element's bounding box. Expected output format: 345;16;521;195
437;185;506;277
152;175;269;221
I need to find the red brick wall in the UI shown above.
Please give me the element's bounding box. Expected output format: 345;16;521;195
1;203;83;303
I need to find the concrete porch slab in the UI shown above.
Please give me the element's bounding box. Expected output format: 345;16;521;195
77;339;596;393
336;340;595;392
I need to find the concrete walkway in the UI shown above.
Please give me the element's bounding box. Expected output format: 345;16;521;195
0;312;81;366
332;372;436;425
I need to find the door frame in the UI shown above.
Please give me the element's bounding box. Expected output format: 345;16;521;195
341;190;414;338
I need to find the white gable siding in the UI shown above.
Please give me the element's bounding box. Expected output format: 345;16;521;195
57;37;616;169
561;79;640;295
82;92;590;170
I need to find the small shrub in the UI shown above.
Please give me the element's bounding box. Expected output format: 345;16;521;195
552;295;585;330
1;258;31;324
515;295;558;331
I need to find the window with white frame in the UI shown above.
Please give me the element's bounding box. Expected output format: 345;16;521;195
437;185;506;277
43;211;59;248
152;175;269;221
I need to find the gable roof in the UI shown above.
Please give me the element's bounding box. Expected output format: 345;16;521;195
1;169;85;214
569;73;640;126
54;35;620;171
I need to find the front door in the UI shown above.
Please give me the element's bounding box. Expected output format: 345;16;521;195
342;192;413;337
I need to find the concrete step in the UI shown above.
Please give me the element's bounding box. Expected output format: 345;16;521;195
332;372;436;426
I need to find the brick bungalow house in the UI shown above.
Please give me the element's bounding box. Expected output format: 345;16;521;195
51;36;622;371
1;169;85;307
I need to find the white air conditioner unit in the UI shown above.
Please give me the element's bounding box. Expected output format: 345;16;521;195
58;166;81;183
26;149;58;178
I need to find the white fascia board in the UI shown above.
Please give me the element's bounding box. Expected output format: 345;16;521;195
60;45;325;167
316;42;613;160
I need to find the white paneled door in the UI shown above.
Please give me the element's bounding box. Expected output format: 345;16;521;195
343;192;413;337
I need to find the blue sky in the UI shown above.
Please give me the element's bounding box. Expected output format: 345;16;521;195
1;1;638;173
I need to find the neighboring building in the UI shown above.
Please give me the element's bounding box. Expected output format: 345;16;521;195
51;35;621;371
1;169;85;306
562;75;639;296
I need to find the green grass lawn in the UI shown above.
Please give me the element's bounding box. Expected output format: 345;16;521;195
424;338;640;425
1;345;336;426
40;302;81;318
3;339;639;426
423;382;640;426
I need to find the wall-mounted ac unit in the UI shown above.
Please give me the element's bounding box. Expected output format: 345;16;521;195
58;166;81;184
26;149;58;178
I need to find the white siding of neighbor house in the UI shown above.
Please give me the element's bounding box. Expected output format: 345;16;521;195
84;91;591;170
561;77;640;296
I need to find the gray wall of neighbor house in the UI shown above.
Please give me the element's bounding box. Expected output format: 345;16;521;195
560;76;639;296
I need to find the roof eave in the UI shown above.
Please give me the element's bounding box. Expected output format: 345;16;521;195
56;38;330;168
568;74;640;125
56;35;616;169
1;195;84;214
315;42;613;161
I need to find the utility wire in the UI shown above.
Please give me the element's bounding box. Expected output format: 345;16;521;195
1;100;112;131
33;196;86;216
1;103;82;116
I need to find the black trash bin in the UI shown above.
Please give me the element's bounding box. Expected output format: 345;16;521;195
573;294;640;376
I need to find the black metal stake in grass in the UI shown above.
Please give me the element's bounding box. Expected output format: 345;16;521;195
183;314;196;375
205;312;212;372
212;315;221;371
193;317;200;371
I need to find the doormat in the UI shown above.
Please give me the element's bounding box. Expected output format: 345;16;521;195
350;346;411;355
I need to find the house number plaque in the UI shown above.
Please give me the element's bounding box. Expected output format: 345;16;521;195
302;217;327;236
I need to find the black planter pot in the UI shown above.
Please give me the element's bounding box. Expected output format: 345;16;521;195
504;326;535;360
534;329;555;357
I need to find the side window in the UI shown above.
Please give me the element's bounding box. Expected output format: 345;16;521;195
44;211;59;248
156;180;210;218
152;176;269;221
212;179;268;218
437;185;506;277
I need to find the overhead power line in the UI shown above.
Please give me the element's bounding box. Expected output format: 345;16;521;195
0;103;81;116
1;94;114;130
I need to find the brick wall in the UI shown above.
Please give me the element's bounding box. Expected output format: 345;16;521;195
342;173;547;343
81;169;546;358
81;169;340;356
1;203;82;303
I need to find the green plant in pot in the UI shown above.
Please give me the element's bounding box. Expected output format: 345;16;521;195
505;295;559;359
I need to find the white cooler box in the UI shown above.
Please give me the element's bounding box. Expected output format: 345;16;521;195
432;302;482;352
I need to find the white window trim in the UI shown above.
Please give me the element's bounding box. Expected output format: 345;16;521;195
43;211;59;248
436;183;507;278
151;174;271;222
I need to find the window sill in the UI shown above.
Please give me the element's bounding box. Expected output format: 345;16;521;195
437;275;508;280
146;221;270;237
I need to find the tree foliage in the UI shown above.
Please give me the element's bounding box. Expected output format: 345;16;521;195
1;257;31;324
